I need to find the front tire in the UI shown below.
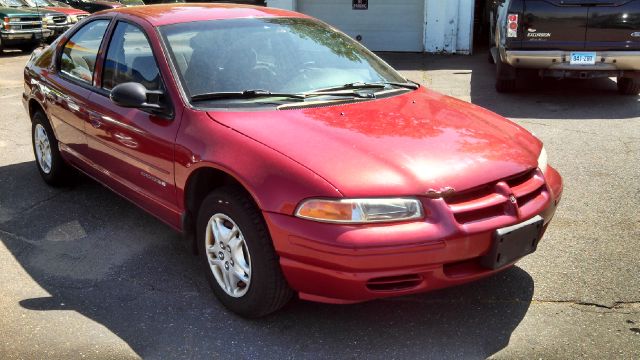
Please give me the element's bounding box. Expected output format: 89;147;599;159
17;42;39;54
197;187;293;318
617;77;640;95
31;111;72;186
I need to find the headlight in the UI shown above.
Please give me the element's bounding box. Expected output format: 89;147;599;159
68;15;78;23
295;198;424;224
538;147;548;174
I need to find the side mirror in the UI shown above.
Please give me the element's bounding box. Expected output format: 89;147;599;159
110;82;165;111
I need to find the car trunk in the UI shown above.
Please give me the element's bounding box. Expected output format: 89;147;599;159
519;0;640;50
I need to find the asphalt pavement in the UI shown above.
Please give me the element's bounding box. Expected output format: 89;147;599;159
0;48;638;359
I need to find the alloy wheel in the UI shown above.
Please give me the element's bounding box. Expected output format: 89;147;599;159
34;123;52;174
204;213;252;297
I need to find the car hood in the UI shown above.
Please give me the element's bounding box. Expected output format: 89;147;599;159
0;6;43;16
38;9;66;16
207;88;543;197
91;0;123;7
44;6;88;15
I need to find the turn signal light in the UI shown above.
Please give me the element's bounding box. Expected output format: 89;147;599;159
296;200;354;222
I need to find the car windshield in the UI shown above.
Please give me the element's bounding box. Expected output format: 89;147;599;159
24;0;54;6
1;0;28;7
159;17;409;106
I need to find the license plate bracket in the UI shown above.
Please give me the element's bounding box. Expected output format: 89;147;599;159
570;52;596;65
480;215;544;270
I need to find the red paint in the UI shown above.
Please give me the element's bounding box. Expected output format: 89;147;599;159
23;4;563;304
95;3;309;26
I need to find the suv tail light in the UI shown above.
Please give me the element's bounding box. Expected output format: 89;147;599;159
507;14;518;38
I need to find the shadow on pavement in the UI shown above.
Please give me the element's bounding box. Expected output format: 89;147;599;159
380;51;640;120
0;161;534;359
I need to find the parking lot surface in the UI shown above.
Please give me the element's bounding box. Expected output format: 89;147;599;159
1;49;639;359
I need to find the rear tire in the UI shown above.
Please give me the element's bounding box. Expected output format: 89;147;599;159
495;59;518;93
197;186;293;318
617;77;640;95
487;49;495;64
31;111;73;187
496;78;517;93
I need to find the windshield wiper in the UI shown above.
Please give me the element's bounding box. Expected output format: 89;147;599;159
191;89;307;102
191;89;376;102
312;81;419;93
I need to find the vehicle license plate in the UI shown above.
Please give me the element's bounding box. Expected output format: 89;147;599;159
480;215;544;269
570;52;596;65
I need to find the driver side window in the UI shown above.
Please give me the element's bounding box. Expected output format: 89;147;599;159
102;22;162;91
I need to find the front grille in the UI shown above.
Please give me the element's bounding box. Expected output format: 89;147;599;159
7;17;43;30
52;16;67;24
445;169;546;225
11;24;41;30
16;16;40;22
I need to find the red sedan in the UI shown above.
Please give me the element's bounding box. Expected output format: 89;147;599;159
23;4;563;317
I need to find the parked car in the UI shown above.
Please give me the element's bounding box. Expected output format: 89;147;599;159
54;0;122;13
0;0;53;52
23;4;563;317
23;0;90;25
488;0;640;95
4;0;74;38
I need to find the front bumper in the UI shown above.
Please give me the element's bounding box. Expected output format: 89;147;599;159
504;50;640;71
46;24;72;36
265;167;563;304
1;29;54;42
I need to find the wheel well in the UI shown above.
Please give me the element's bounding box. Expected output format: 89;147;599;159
184;167;252;216
28;99;44;121
183;167;256;253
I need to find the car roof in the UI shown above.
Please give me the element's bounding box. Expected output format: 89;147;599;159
102;3;309;27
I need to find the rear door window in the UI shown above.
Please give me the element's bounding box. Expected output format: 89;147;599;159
102;21;162;91
60;19;110;84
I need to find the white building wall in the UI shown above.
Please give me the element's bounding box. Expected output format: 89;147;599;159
265;0;475;54
266;0;296;11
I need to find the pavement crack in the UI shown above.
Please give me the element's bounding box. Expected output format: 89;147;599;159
533;299;640;313
9;189;71;218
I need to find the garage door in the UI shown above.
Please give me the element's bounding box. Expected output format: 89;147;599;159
297;0;425;52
